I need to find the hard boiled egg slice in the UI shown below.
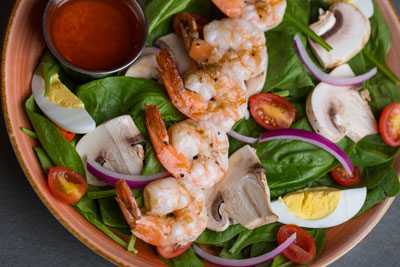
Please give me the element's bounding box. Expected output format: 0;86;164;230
271;187;367;228
32;71;96;134
325;0;374;18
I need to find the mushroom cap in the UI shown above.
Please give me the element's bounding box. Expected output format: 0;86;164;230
76;115;145;186
204;145;278;231
309;2;371;69
306;64;378;143
155;33;196;75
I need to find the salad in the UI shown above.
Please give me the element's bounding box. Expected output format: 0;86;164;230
23;0;400;266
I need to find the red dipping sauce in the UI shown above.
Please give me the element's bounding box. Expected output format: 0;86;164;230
46;0;146;73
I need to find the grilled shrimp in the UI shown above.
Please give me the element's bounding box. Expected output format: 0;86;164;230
115;178;207;247
175;14;267;82
156;49;247;132
145;105;229;188
212;0;287;31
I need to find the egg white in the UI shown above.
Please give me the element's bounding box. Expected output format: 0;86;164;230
352;0;374;19
270;187;367;228
32;74;96;134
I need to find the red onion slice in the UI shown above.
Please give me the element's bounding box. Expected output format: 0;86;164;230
228;130;258;144
86;157;169;189
141;46;162;57
294;34;377;86
193;233;296;267
259;128;354;175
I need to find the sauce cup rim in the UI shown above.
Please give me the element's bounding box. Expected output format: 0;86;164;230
42;0;149;76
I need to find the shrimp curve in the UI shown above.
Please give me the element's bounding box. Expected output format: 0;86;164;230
156;49;247;132
115;178;207;247
145;104;229;188
211;0;287;32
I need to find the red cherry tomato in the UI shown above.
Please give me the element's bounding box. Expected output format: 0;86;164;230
278;224;316;265
157;242;192;259
48;166;87;204
379;102;400;147
250;93;295;131
330;165;361;186
56;125;76;142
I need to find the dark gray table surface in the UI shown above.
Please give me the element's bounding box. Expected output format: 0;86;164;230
1;1;400;266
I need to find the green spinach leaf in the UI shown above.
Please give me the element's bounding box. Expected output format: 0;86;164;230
159;247;204;267
33;147;55;174
25;95;86;177
195;224;247;246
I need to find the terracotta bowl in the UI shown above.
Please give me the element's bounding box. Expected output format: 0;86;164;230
2;0;400;266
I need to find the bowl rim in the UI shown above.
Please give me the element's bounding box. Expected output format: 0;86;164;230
1;1;399;267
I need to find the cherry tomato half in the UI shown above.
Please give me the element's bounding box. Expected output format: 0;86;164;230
57;126;76;142
250;93;295;131
278;224;316;265
48;166;87;204
157;242;192;259
330;165;361;186
379;102;400;147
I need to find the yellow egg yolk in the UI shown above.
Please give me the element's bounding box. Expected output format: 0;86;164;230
282;187;341;220
48;74;84;108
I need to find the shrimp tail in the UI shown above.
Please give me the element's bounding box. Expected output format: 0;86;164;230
156;49;207;117
115;180;141;229
173;12;200;51
145;104;190;178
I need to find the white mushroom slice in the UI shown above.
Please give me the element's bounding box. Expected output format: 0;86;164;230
204;145;278;231
155;33;195;75
309;3;371;69
306;64;378;143
245;68;267;98
325;0;374;19
125;54;159;80
76;115;145;186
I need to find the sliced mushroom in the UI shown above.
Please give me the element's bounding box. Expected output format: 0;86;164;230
245;68;267;98
76;115;145;186
205;145;278;231
125;54;159;80
309;3;371;69
155;33;196;75
306;64;378;143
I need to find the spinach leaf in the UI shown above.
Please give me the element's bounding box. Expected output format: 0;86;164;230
356;185;386;216
144;0;222;45
362;0;399;85
361;161;393;189
74;190;128;248
159;247;204;267
350;135;399;167
25;95;86;177
365;71;400;116
229;223;282;255
33;147;55;174
256;119;355;189
264;28;313;92
195;224;247;246
128;83;185;136
98;197;129;228
145;0;193;45
77;77;178;125
381;168;400;197
250;242;277;258
142;141;166;175
229;118;264;155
